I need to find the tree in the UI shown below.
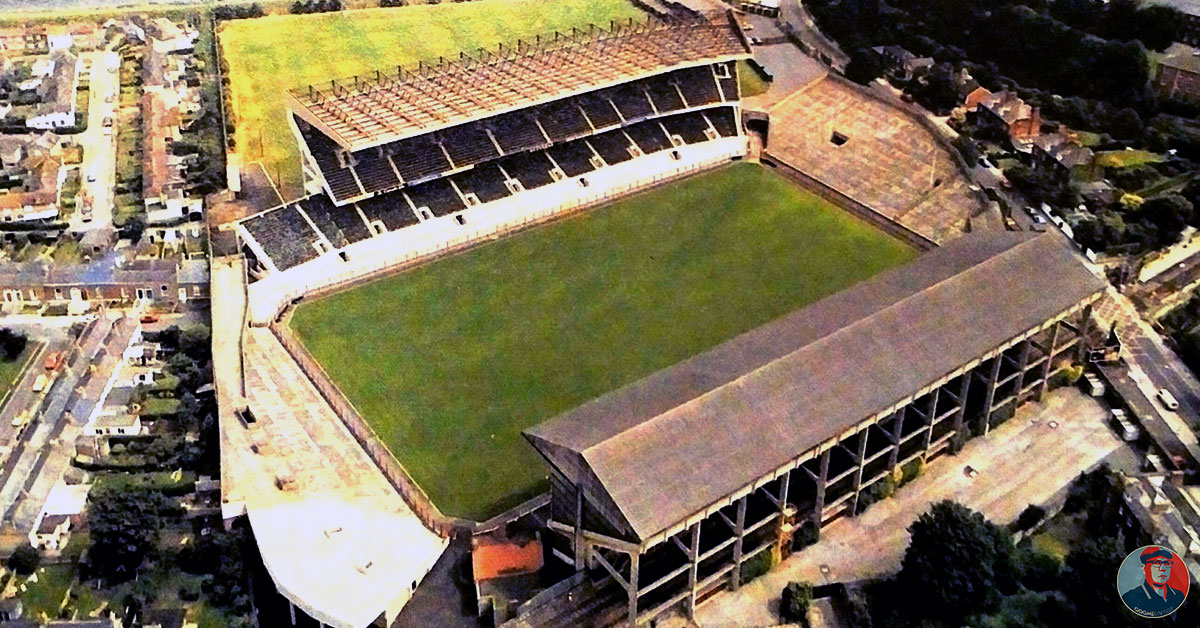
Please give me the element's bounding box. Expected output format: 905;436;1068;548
86;488;170;582
0;328;27;360
1140;193;1194;247
896;501;1019;624
781;581;813;622
180;323;211;361
7;544;40;575
845;48;883;85
1061;537;1132;626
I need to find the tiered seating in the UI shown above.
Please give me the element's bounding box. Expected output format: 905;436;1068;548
439;122;499;168
625;120;672;155
300;194;373;247
706;107;739;137
357;194;420;231
608;82;654;121
661;111;711;144
241;207;323;271
588;130;635;165
489;112;548;154
531;99;592;142
350;149;400;195
548;141;598;177
644;74;686;114
387;134;452;183
717;63;739;101
577;94;621;129
451;164;511;204
404;178;466;217
297;121;364;202
498;151;556;190
674;65;721;107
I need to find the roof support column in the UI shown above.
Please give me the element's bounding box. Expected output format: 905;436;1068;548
1075;303;1094;364
627;553;640;628
982;352;1004;436
289;600;296;626
922;387;939;458
850;427;870;514
574;484;586;570
951;372;971;452
812;449;830;534
887;406;907;473
686;521;701;619
1037;321;1062;402
1010;338;1033;407
730;495;748;591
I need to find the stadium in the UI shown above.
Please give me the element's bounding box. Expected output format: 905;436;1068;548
211;5;1108;628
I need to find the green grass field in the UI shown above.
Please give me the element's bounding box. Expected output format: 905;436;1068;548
219;0;643;200
290;164;917;519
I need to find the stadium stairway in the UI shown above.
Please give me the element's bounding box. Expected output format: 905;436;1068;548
502;576;628;628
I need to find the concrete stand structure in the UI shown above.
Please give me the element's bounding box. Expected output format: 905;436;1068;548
524;232;1106;626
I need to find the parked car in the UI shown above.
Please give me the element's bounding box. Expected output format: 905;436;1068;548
964;465;979;478
1157;388;1180;411
43;352;63;372
140;314;159;324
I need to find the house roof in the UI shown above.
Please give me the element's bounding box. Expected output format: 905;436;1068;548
34;50;77;118
1032;131;1094;168
36;513;69;534
0;257;183;288
525;232;1106;542
1160;43;1200;75
981;90;1034;125
472;538;544;582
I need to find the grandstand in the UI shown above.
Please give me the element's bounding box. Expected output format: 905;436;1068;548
235;12;752;323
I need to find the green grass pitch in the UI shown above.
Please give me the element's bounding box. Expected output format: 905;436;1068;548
219;0;643;200
290;163;919;519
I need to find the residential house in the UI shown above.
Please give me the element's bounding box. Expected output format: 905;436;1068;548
29;513;70;550
871;45;934;80
970;89;1042;144
1155;43;1200;102
144;18;198;54
142;92;201;224
0;257;210;306
1030;130;1096;181
0;27;49;55
27;50;78;130
86;413;143;437
472;533;544;624
0;138;24;169
0;152;62;223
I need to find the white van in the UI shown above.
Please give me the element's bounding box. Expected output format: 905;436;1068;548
1157;388;1180;411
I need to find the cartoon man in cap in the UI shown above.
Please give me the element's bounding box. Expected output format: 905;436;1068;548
1121;546;1188;618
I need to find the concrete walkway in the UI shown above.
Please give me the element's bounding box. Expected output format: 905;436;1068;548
694;388;1131;628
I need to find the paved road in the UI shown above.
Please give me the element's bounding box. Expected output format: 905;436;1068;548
72;49;120;233
694;388;1132;628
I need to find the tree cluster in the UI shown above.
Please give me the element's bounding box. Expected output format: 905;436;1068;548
85;487;175;583
1049;0;1181;52
291;0;344;14
212;4;264;21
0;328;27;361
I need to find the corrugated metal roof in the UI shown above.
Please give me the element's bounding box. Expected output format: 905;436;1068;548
525;232;1106;542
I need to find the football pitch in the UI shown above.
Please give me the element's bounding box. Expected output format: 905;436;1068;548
218;0;643;200
289;163;918;519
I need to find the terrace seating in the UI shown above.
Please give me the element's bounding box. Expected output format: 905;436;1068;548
404;178;467;218
644;74;686;114
241;206;323;271
660;111;711;144
607;82;655;121
577;94;622;130
297;121;364;203
625;120;672;155
451;164;511;205
531;99;592;143
498;151;556;190
387;134;452;183
356;193;421;231
547;140;598;177
717;63;739;101
587;130;635;165
488;112;549;154
302;194;373;245
439;122;500;168
673;65;722;107
350;148;401;195
706;107;739;137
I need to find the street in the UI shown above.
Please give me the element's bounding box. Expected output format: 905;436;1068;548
71;49;120;233
694;388;1133;628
